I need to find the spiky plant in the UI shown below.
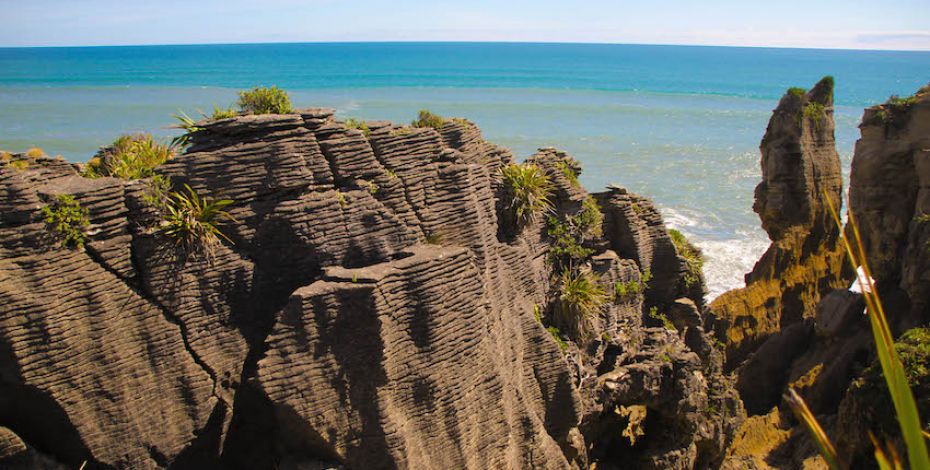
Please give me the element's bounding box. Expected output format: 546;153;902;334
555;268;609;340
170;110;202;149
159;184;235;256
501;163;554;227
237;86;292;115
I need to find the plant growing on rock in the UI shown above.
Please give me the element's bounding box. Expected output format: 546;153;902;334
501;163;554;227
26;147;44;158
238;86;292;114
170;110;203;149
211;105;238;120
555;268;609;340
803;102;827;130
84;134;174;180
555;159;580;187
345;118;371;137
411;109;446;131
668;228;704;288
547;196;603;267
788;87;807;98
41;194;89;249
142;174;172;210
159;184;235;256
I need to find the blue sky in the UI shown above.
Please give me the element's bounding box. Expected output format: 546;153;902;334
2;0;929;50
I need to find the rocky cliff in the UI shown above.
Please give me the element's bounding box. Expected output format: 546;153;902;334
0;109;736;469
716;82;930;468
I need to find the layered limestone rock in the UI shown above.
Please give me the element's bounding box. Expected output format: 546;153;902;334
717;83;930;467
849;84;930;326
0;108;737;469
709;77;849;369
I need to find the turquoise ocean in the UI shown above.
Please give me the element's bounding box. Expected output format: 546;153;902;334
1;42;928;298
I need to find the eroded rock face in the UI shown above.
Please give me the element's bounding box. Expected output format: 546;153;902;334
716;83;930;467
709;77;850;369
0;112;734;469
850;84;930;326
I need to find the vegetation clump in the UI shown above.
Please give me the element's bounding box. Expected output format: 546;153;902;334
211;105;238;120
501;163;554;227
648;306;677;331
802;102;827;130
546;326;569;352
41;194;90;249
345;118;371;137
84;134;173;180
555;268;609;340
668;228;704;287
238;86;292;115
614;278;642;301
159;184;234;256
411;109;446;130
25;147;44;158
787;87;807;98
555;159;580;187
547;196;603;267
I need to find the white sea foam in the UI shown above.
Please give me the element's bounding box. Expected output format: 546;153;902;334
696;235;770;300
663;208;769;301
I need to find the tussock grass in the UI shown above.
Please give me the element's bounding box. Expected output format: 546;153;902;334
555;268;609;340
501;163;554;227
159;184;235;257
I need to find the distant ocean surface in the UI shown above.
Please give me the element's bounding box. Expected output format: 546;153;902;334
1;42;928;298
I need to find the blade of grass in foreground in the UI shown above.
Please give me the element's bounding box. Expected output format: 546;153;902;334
825;194;930;470
785;388;840;469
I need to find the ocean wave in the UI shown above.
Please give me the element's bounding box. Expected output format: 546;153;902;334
696;235;769;301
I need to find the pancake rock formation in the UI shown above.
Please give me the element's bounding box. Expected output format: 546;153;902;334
718;82;930;468
0;108;735;469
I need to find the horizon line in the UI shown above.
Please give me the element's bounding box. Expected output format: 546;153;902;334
2;39;930;53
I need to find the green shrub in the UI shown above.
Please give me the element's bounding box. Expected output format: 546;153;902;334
41;194;89;249
345;118;371;137
546;196;603;266
555;160;580;187
648;306;676;332
555;268;609;340
159;184;234;255
547;216;594;264
668;228;704;287
546;326;569;352
887;94;918;108
211;105;238;120
577;196;604;239
787;87;807;98
501;163;554;226
411;109;446;130
614;279;642;301
802;102;827;130
6;159;29;171
238;86;292;114
142;174;172;210
641;267;653;285
84;134;173;180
